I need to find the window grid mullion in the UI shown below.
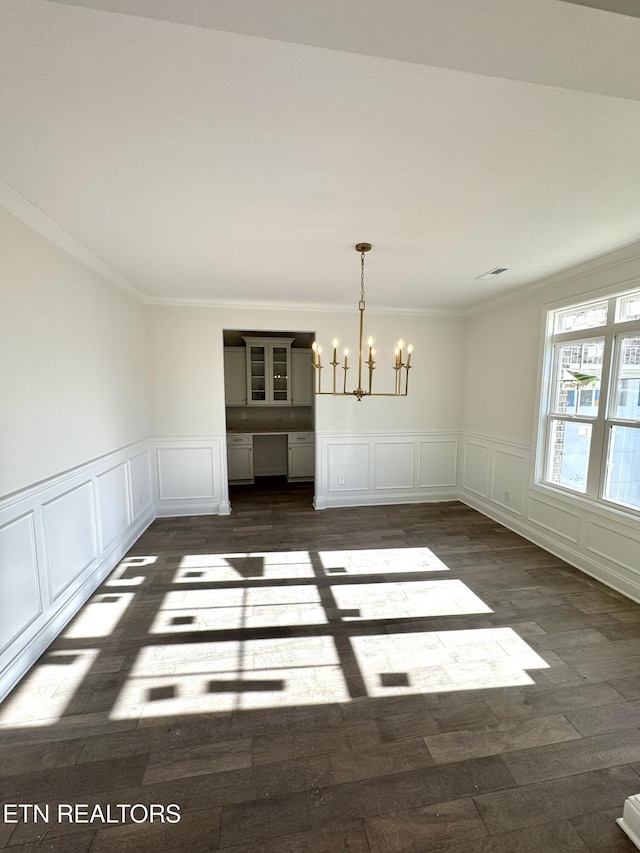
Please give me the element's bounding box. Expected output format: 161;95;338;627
587;331;614;498
539;289;640;515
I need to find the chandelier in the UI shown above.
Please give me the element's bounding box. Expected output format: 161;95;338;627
312;243;413;401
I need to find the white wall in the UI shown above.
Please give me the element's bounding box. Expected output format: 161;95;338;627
0;207;150;496
462;292;541;445
0;209;153;702
147;304;466;512
461;243;640;602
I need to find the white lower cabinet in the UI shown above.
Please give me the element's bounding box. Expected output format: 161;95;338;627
287;432;315;481
227;432;314;483
227;435;253;483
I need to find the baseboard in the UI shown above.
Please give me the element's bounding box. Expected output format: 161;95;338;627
155;500;225;517
319;491;458;509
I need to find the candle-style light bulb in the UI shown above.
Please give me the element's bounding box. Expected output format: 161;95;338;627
331;338;339;367
342;348;349;393
312;340;318;366
397;339;405;351
406;344;413;368
366;335;374;365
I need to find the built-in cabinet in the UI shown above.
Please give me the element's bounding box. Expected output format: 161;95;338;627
223;347;247;405
291;349;313;405
224;343;313;407
243;337;294;405
226;434;253;482
226;432;314;483
288;432;315;480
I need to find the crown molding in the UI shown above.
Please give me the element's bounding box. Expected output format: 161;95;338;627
0;179;145;301
144;295;463;317
9;174;636;319
466;239;640;316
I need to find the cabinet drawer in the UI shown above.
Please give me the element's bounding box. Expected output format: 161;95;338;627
288;433;314;444
227;434;252;446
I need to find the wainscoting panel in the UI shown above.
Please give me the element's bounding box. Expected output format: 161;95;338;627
587;520;640;574
97;462;131;552
374;442;414;490
0;440;154;704
491;449;526;515
419;440;457;488
157;447;215;500
529;495;580;543
462;441;490;497
0;512;41;656
130;450;152;521
327;442;370;493
152;437;229;516
42;481;97;601
315;433;459;509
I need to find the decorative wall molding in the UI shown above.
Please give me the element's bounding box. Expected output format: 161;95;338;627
459;433;640;604
0;440;154;704
151;436;230;517
4;425;639;706
314;432;460;509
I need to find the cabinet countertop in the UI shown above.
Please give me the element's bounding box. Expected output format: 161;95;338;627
227;428;314;436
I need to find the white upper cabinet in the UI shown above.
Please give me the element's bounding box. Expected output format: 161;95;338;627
243;337;294;405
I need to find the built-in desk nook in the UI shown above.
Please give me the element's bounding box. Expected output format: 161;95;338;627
226;430;314;483
223;328;315;487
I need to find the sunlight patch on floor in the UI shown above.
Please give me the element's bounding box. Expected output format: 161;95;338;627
351;628;549;696
175;551;315;582
2;546;551;727
63;592;135;639
318;547;449;574
106;555;157;587
107;626;549;720
332;579;491;620
150;585;328;633
0;649;98;728
109;636;350;718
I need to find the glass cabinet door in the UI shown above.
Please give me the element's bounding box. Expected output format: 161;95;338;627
271;345;289;402
249;345;267;402
243;337;293;405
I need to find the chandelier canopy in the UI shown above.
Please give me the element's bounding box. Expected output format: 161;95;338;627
312;243;413;401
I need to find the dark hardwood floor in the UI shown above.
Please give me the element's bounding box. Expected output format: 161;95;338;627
2;478;640;851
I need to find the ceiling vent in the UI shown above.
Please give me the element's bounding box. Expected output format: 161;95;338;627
475;267;509;280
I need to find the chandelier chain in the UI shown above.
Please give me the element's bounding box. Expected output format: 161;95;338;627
360;249;366;303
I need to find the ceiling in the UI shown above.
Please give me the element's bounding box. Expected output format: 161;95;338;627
2;0;640;312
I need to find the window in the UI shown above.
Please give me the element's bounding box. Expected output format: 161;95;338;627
539;288;640;513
